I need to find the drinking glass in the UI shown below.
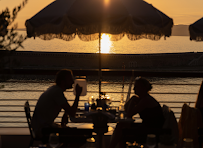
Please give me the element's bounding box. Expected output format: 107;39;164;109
183;138;193;148
146;134;156;148
49;133;60;148
88;96;94;105
105;95;112;106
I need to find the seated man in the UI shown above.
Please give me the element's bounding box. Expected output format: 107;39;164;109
31;69;83;138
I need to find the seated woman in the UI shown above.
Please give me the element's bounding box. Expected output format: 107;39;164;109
108;77;165;148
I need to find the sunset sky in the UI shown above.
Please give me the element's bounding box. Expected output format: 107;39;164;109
1;0;203;29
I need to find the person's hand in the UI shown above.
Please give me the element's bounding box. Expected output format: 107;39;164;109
61;113;68;127
76;84;82;96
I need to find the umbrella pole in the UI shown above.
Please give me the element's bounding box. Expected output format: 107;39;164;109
99;32;102;99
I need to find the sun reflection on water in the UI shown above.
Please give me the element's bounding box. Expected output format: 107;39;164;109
100;33;112;53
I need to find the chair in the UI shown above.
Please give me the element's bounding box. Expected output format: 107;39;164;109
24;100;43;147
24;100;93;147
178;103;203;148
161;104;179;145
122;106;174;146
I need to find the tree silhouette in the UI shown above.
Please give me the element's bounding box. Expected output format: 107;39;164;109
0;0;28;81
0;0;28;50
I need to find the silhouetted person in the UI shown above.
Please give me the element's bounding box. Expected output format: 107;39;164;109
31;69;82;138
109;77;165;148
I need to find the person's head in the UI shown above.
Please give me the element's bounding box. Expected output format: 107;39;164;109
133;77;152;96
55;69;74;90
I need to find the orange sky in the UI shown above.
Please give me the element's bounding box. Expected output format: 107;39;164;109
1;0;203;28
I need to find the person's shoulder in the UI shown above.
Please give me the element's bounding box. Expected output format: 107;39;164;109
149;95;162;108
48;85;61;91
148;95;158;102
131;95;139;99
46;85;63;95
131;95;141;102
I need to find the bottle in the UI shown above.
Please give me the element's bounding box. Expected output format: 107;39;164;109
91;102;97;110
89;96;97;110
73;78;87;96
84;102;90;111
119;95;125;119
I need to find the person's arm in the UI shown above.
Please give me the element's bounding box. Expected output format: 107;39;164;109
124;95;140;113
61;84;82;126
125;96;136;110
126;97;146;118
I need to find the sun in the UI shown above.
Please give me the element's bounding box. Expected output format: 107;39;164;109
100;33;112;53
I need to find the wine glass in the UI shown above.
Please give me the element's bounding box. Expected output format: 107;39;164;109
49;133;60;148
105;95;112;106
88;96;94;105
183;138;194;148
146;134;156;148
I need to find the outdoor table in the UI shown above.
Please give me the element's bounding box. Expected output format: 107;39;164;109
70;110;135;148
70;115;135;123
71;110;135;123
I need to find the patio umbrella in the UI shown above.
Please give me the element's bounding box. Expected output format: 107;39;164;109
25;0;173;97
189;17;203;41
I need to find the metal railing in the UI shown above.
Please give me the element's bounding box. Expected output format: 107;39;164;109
0;69;202;127
0;81;200;128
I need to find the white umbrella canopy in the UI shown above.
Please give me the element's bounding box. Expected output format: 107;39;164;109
25;0;173;41
189;17;203;41
25;0;173;97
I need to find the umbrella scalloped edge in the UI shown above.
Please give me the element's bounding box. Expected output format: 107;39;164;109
25;19;173;42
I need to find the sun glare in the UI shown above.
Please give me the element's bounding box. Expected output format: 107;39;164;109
100;33;112;53
104;0;110;6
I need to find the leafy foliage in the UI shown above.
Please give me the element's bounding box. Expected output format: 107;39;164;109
0;0;28;51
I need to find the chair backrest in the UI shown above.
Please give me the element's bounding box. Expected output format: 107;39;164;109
178;103;203;148
161;104;179;145
24;100;35;139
